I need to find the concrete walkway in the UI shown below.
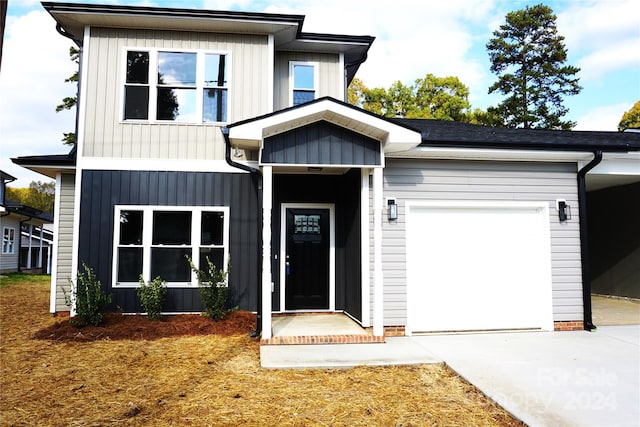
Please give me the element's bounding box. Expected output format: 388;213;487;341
261;325;640;427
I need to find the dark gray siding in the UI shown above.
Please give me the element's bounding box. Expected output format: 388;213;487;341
262;121;381;166
78;170;259;313
272;170;362;320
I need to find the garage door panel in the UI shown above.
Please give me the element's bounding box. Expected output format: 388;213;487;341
407;203;553;333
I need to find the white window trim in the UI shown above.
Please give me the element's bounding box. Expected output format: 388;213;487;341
2;227;15;254
121;48;231;125
112;205;230;288
289;61;319;107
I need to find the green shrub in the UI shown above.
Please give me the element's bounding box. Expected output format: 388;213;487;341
137;276;167;320
187;256;233;321
63;262;112;327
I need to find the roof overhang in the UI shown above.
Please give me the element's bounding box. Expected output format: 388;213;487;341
584;152;640;191
226;98;422;153
42;2;303;44
11;153;76;180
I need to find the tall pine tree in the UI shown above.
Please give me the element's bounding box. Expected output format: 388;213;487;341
486;4;581;129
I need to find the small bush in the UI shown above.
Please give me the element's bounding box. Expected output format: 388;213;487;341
63;262;112;327
187;256;233;321
137;276;167;320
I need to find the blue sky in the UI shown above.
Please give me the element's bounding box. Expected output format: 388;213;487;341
2;0;638;186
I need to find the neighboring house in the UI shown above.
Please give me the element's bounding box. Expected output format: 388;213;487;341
13;3;640;337
1;171;54;274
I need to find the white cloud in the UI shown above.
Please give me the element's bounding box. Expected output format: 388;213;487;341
0;10;76;187
558;0;640;81
573;102;631;132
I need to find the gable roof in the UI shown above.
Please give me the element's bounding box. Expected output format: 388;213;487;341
394;119;640;152
42;2;374;84
226;97;422;154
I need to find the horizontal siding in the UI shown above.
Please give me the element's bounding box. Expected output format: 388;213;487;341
55;173;75;311
273;51;342;111
83;28;269;160
376;159;582;326
0;216;20;272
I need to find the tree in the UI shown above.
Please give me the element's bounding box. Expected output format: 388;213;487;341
6;181;55;213
486;4;581;129
348;74;471;121
56;46;79;145
618;101;640;131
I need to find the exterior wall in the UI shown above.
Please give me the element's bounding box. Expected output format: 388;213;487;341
77;170;259;313
53;173;76;312
82;28;270;159
273;51;342;110
588;182;640;298
0;215;20;273
375;158;582;326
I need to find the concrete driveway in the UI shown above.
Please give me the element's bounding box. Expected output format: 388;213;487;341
407;326;640;427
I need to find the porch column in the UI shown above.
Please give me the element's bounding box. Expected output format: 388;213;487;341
372;167;384;337
38;226;44;269
360;169;371;327
27;224;33;269
261;166;273;340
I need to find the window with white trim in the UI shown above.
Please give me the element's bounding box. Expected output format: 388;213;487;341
123;49;229;123
113;206;229;287
2;227;15;254
290;61;317;106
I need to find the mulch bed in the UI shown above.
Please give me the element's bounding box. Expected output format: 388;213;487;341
33;310;257;341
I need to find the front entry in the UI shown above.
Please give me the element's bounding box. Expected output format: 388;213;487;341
282;205;333;310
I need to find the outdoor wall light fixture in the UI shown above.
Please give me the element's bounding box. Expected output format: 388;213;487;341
556;199;571;222
387;198;398;221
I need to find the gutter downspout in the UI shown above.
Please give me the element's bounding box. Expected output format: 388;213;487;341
577;150;602;331
222;128;263;338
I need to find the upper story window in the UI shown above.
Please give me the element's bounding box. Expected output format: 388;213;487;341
123;49;229;123
290;61;317;106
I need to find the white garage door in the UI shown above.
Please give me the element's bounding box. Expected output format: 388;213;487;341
406;202;554;333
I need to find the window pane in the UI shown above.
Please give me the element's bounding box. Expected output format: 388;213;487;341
157;88;196;122
126;51;149;84
124;86;149;119
117;247;143;282
293;64;314;89
119;211;143;245
151;248;192;282
201;211;224;245
204;54;227;87
153;211;191;245
158;52;196;85
293;90;315;106
199;248;224;282
203;88;227;122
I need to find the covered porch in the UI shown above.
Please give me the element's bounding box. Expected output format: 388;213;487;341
226;98;422;342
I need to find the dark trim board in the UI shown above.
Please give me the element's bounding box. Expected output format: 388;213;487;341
77;170;260;313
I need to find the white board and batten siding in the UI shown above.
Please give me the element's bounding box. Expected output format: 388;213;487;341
82;28;270;161
53;174;76;312
373;159;583;330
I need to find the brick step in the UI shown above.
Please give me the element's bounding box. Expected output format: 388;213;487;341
261;334;385;345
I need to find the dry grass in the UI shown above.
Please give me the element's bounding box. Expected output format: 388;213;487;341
0;274;524;426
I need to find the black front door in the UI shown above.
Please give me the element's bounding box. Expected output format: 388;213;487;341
285;208;330;310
